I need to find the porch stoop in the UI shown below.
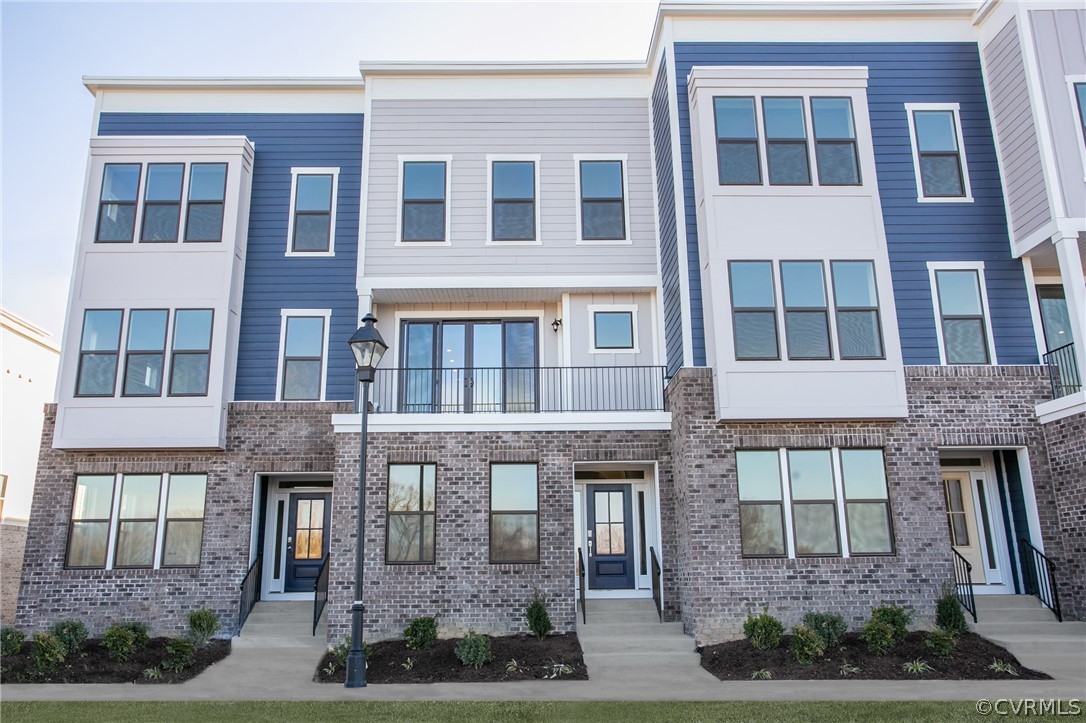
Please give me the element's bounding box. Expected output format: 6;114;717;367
234;602;327;651
970;595;1086;682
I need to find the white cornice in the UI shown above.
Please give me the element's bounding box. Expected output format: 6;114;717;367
83;76;366;95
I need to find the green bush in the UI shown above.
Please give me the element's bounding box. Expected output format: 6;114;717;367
924;629;958;659
860;618;896;656
790;624;826;665
454;630;493;669
31;632;66;675
162;637;196;672
331;636;371;667
48;619;88;656
935;588;968;635
102;624;138;662
742;609;784;651
526;592;553;642
802;612;847;649
187;608;221;647
119;621;150;648
403;615;439;650
1;627;26;657
870;604;912;642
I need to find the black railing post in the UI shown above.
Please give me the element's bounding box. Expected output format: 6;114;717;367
1018;538;1063;622
237;555;263;634
313;553;330;636
1043;343;1081;399
650;546;663;622
951;548;977;623
576;547;586;625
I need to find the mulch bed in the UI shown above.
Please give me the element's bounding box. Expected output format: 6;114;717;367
0;638;231;684
316;633;587;683
700;631;1050;681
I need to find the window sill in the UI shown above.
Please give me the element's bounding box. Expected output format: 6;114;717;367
485;239;542;246
576;238;632;246
916;195;974;204
395;240;452;247
286;250;335;258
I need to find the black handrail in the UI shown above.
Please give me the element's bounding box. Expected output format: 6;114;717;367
1019;538;1063;622
650;546;662;623
951;548;977;624
237;555;262;634
576;547;586;625
1043;343;1081;399
313;553;330;636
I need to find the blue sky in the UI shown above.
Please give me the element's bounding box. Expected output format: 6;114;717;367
1;0;658;336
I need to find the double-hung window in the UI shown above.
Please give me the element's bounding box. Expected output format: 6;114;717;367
96;164;141;242
840;449;894;555
932;268;991;365
289;170;336;253
123;309;168;396
386;464;436;564
728;261;779;360
491;160;536;242
714;97;761;185
76;310;123;396
736;451;786;557
763;97;810;185
811;98;860;185
490;463;539;563
578;160;626;241
401;161;447;242
185;163;228;241
169;309;213;396
161;474;207;567
66;475;115;568
141;164;184;242
279;313;328;401
114;475;161;568
830;261;884;359
780;261;831;360
788;450;840;556
907;104;970;200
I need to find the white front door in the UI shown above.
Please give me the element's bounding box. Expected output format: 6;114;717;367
942;465;1009;588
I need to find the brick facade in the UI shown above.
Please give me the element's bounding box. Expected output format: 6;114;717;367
1;524;28;625
1040;411;1086;621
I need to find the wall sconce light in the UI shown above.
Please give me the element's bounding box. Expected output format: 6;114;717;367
551;318;562;334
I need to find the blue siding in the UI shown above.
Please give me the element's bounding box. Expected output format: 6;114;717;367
98;112;364;400
673;43;1037;365
652;60;686;377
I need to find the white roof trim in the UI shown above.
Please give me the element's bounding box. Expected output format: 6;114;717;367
83;76;366;94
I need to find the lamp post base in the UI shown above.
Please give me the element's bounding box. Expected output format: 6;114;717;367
345;601;367;688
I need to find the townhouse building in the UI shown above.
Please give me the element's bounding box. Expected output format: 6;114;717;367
15;0;1084;647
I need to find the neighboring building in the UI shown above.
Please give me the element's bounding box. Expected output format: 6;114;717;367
1;308;60;624
15;0;1084;645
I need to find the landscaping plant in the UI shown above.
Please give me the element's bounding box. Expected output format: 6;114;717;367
454;630;493;669
924;629;957;659
545;661;573;679
989;659;1019;676
902;658;934;675
31;632;66;675
789;624;826;665
526;591;553;642
162;637;196;673
838;662;860;677
1;627;26;657
331;636;371;667
48;619;88;656
935;586;968;635
869;604;912;643
187;608;221;647
802;611;846;649
403;615;439;650
751;668;773;680
742;609;784;651
120;621;151;648
859;618;896;656
102;624;138;662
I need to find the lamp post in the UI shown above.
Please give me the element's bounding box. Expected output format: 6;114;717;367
345;312;387;688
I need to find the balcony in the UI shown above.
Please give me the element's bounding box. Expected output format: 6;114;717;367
1043;343;1081;399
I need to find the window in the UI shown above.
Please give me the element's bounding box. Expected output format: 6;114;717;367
185;163;227;241
66;473;208;569
491;160;536;242
141;164;184;242
279;313;327;401
95;164;141;243
169;309;213;396
289;169;337;253
763;97;810;185
781;261;831;360
1075;82;1086;145
729;261;779;360
386;464;436;564
831;261;884;359
401;161;447;242
714;97;761;185
906;104;970;200
490;463;538;563
736;448;893;559
1036;285;1072;352
811;98;860;185
76;309;123;396
592;310;636;352
122;309;168;396
932;268;991;365
578;160;626;241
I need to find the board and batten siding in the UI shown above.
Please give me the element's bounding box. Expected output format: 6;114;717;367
97;112;364;401
674;42;1038;366
364;98;657;277
652;59;686;378
984;18;1052;242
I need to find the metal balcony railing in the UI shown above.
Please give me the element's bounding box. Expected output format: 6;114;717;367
367;366;667;414
1043;343;1081;399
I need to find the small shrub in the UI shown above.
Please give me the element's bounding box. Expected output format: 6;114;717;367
49;619;88;656
31;632;66;675
454;629;493;669
505;658;521;673
802;612;847;649
526;591;553;642
1;627;26;657
742;609;784;651
839;662;861;677
790;624;826;665
143;667;162;680
162;637;196;672
403;615;439;650
935;587;969;635
860;618;896;656
924;629;958;659
102;624;138;662
331;636;371;667
187;608;221;647
869;604;912;642
902;658;934;675
545;661;573;679
989;659;1019;676
401;657;415;671
751;668;773;680
119;621;151;648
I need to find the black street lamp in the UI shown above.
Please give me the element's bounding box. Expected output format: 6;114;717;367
345;312;387;688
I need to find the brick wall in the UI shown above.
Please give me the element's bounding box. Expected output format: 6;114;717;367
1;524;28;625
1041;411;1085;620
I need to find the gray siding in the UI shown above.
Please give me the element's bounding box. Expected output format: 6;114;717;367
365;98;658;278
1031;8;1086;220
985;18;1052;241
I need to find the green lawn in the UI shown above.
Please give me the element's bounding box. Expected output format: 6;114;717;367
0;701;1062;722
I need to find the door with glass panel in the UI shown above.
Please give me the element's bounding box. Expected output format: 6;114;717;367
586;485;635;590
400;320;537;413
285;493;331;592
942;473;984;584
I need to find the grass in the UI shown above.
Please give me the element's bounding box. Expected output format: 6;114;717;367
0;701;1063;722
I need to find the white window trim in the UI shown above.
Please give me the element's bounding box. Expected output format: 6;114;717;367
573;153;632;245
285;166;339;257
98;473;203;570
905;102;974;204
926;261;998;366
1065;75;1086;182
588;304;640;354
486;154;542;246
275;308;332;402
395;155;452;247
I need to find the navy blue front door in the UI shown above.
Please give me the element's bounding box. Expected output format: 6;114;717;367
285;493;331;592
587;485;635;589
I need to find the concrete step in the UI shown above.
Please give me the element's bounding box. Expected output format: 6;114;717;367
974;621;1086;638
581;609;662;625
576;621;686;639
583;651;704;669
973;608;1059;624
232;635;327;650
978;638;1086;659
973;595;1050;611
579;635;696;655
583;598;658;611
